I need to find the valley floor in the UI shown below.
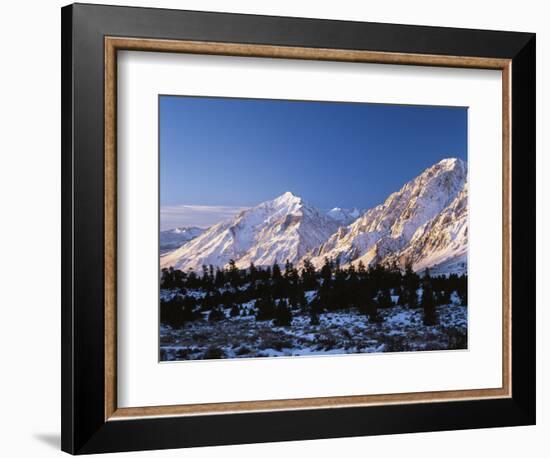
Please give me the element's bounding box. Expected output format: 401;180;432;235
160;302;467;361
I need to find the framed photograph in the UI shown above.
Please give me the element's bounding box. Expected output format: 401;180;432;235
61;3;536;454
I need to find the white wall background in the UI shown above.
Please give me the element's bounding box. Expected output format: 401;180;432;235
0;1;545;456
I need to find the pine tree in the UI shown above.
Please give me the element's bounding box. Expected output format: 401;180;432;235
334;256;341;274
209;264;215;281
202;264;210;281
347;263;357;282
457;274;467;306
310;297;323;315
357;260;367;279
228;259;240;287
365;298;383;323
274;299;292;327
421;272;437;326
249;262;258;286
284;259;293;280
296;289;308;311
284;259;299;299
255;296;276;321
160;296;192;328
403;262;420;308
229;303;240;317
333;267;348;309
272;263;282;281
301;258;317;290
435;290;448;306
160;268;172;289
214;267;225;287
271;262;285;298
264;266;272;281
189;268;202;288
397;290;407;305
320;257;332;283
208;305;225;322
309;310;320;326
376;288;393;308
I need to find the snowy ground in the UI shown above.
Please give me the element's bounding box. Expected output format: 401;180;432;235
160;301;467;362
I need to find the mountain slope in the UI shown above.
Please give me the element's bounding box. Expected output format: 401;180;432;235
304;158;467;272
326;207;361;226
160;226;205;255
382;183;468;274
160;192;340;271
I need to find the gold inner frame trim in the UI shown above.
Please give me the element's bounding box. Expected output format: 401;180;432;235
104;36;512;421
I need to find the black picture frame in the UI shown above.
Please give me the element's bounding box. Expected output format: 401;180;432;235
61;3;536;454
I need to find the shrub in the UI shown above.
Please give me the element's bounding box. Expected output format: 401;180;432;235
444;328;468;350
203;346;225;359
315;335;337;351
229;304;240;317
384;335;411;352
376;289;394;308
309;311;320;326
235;345;251;356
258;335;292;351
208;306;225;322
160;295;201;328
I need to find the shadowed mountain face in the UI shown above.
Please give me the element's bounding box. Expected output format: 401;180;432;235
160;226;205;255
161;158;468;275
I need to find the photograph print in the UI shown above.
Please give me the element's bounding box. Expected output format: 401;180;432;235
159;96;468;362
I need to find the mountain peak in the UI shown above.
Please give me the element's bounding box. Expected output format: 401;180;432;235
274;191;302;205
281;190;298;199
435;157;465;171
307;157;468;272
161;190;338;271
326;207;362;225
171;226;202;234
438;157;458;164
413;157;466;190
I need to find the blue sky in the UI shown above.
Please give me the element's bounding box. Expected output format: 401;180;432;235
160;95;467;229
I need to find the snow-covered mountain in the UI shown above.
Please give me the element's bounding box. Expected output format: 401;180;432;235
305;158;468;274
381;183;467;275
161;158;468;275
160;226;205;255
326;207;362;225
160;192;340;271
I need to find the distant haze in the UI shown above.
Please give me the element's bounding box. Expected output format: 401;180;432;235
160;205;248;231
